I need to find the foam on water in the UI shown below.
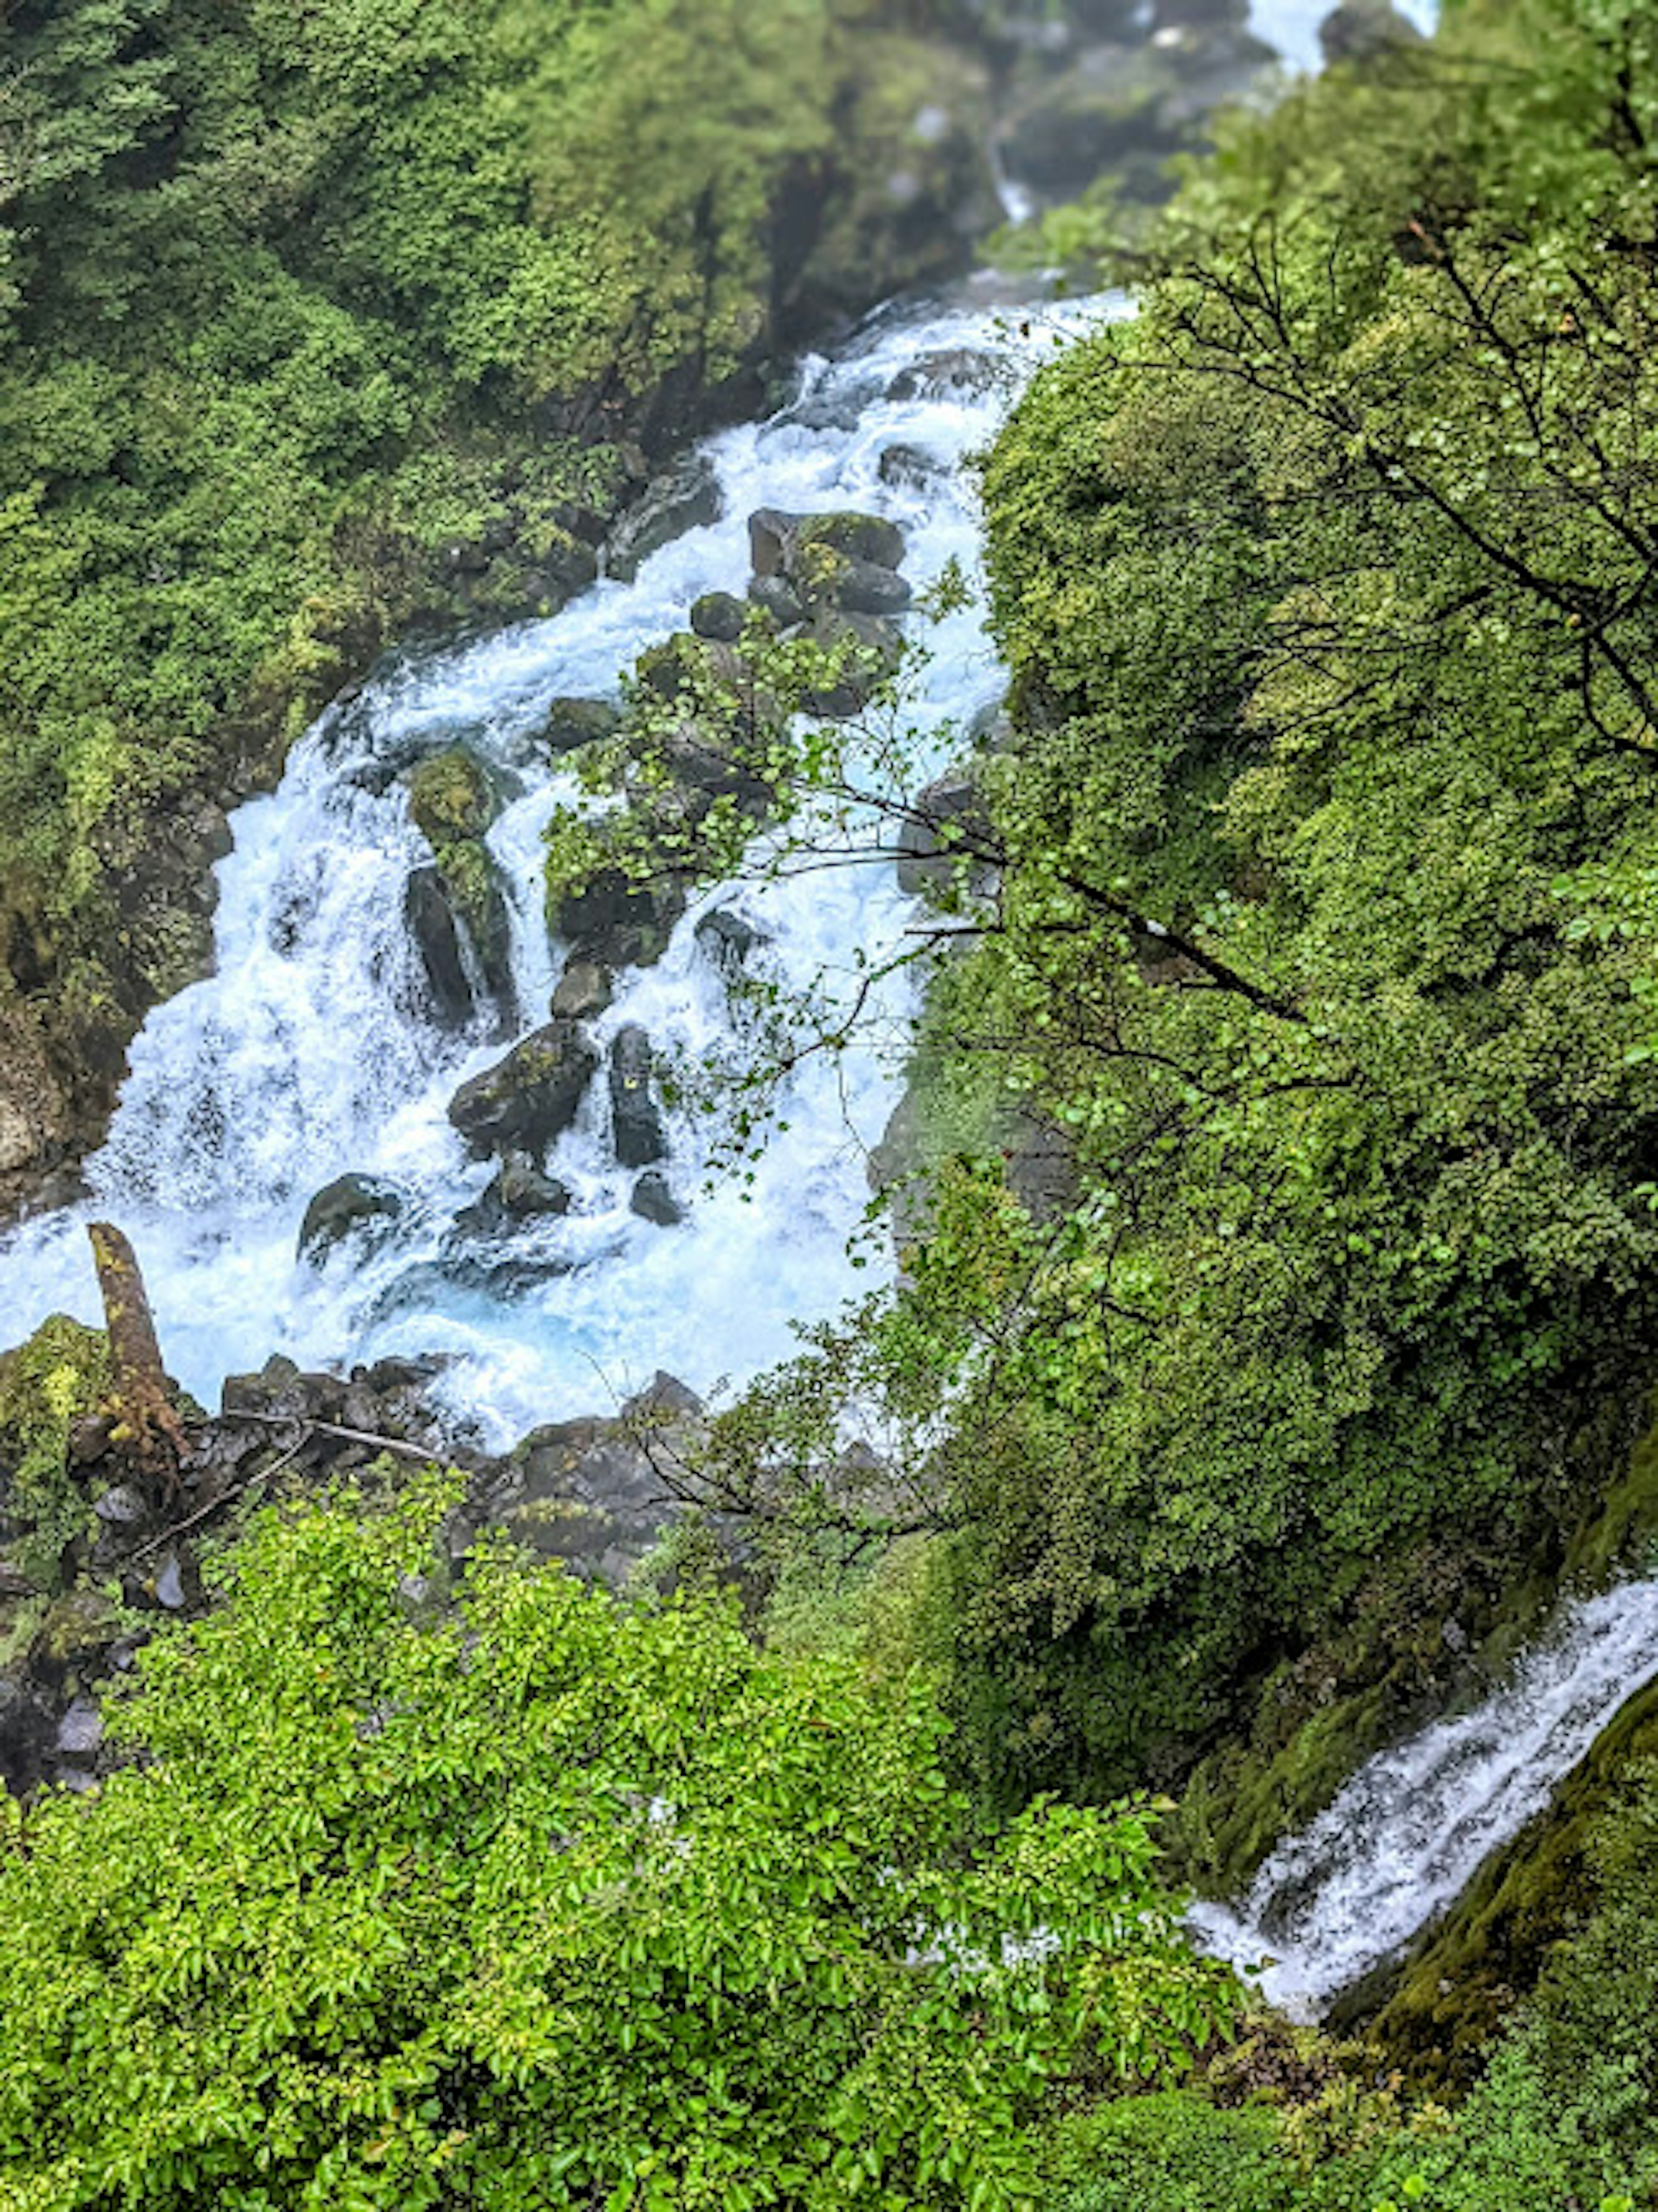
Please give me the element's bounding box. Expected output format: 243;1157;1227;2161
0;288;1122;1446
1190;1574;1658;2016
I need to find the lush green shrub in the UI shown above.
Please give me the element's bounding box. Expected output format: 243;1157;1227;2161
0;1477;1239;2209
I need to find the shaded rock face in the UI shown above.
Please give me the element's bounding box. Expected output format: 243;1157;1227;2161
447;1019;599;1163
631;1169;685;1227
608;453;724;581
554;867;687;976
297;1174;406;1264
610;1025;668;1171
458;1374;704;1583
1318;0;1424;64
404;865;477;1030
538;696;621;759
896;766;995;898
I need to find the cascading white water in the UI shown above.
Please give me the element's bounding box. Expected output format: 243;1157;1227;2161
0;286;1120;1446
1190;1573;1658;2017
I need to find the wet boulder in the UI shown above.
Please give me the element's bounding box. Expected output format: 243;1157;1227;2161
630;1169;685;1228
823;557;913;619
404;865;477;1029
551;956;614;1021
748;574;808;629
554;867;686;972
298;1174;407;1263
610;1025;668;1171
404;748;516;1028
896;766;995;897
695;907;766;975
885;348;1002;402
608;453;723;581
748;508;906;582
877;443;938;492
447;1019;599;1163
454;1153;573;1237
407;746;495;846
691;592;747;644
538;696;621;758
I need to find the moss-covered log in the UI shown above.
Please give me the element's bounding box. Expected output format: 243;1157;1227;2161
87;1223;186;1498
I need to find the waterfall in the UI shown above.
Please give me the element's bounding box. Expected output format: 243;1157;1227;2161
1190;1574;1658;2018
0;286;1119;1446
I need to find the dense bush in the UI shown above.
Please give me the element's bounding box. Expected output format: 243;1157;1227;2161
0;1476;1238;2209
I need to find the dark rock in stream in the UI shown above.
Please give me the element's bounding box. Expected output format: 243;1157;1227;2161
694;907;765;974
538;696;622;758
691;591;748;643
608;453;723;580
551;956;614;1022
454;1153;573;1236
610;1025;668;1171
630;1170;685;1228
404;866;479;1029
447;1019;598;1163
877;443;938;492
885;347;1003;402
748;507;906;581
297;1174;408;1263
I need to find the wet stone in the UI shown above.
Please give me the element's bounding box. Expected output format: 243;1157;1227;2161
690;592;747;644
610;1025;668;1171
92;1485;146;1527
298;1174;407;1264
695;908;765;974
54;1696;104;1766
154;1554;187;1613
877;443;938;491
551;957;614;1022
631;1170;685;1227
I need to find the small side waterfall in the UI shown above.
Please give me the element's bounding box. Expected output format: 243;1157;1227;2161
1190;1574;1658;2017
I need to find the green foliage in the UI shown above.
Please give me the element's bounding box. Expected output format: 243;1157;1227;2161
0;1480;1239;2208
1046;2089;1301;2212
0;1315;110;1592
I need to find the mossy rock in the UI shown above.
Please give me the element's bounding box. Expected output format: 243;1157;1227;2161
407;747;497;846
0;1316;111;1593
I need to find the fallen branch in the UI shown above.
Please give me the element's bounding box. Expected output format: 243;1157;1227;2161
225;1408;446;1464
126;1438;311;1565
